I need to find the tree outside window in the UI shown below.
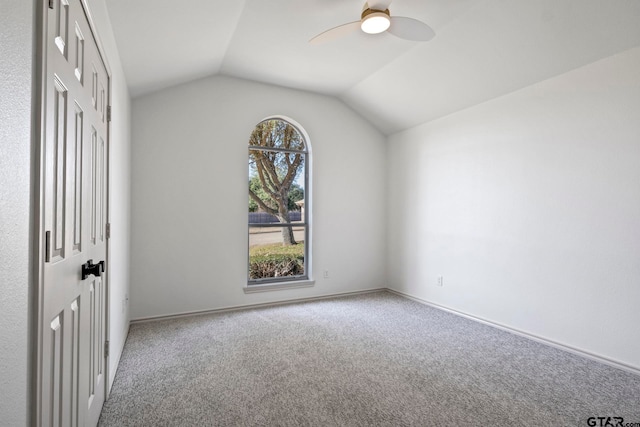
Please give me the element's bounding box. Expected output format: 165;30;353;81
248;118;309;284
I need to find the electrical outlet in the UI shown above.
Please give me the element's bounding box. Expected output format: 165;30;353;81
437;276;444;287
323;270;329;279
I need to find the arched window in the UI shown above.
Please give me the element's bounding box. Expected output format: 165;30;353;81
248;118;310;286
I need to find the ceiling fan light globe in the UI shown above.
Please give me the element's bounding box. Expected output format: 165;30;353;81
361;12;390;34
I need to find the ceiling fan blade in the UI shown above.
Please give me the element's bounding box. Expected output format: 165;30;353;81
388;16;435;41
367;0;393;11
309;21;361;45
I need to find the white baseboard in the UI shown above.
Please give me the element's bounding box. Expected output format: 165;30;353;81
386;288;640;377
130;287;387;324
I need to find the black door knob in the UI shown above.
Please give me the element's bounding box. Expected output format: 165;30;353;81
82;259;105;280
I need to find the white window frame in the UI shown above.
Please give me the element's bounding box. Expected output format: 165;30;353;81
245;116;314;293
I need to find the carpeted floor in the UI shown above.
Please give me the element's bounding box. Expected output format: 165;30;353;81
99;291;640;426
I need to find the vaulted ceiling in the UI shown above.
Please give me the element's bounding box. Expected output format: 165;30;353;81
106;0;640;135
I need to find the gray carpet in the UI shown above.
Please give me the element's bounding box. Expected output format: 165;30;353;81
99;292;640;426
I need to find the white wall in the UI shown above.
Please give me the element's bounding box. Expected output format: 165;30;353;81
84;0;132;389
0;1;34;424
130;75;387;319
388;46;640;371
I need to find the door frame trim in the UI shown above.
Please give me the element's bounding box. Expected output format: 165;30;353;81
30;2;46;426
31;0;113;424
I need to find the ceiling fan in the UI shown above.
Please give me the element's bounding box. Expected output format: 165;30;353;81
309;0;435;45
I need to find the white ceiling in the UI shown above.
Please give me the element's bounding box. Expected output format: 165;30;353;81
106;0;640;135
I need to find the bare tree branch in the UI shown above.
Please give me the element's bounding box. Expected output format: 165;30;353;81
249;189;277;215
248;119;305;245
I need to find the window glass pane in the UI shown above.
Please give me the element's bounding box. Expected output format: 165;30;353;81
247;117;308;285
249;119;305;151
248;150;305;224
249;226;306;280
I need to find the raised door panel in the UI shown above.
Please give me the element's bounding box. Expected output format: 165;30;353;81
71;103;83;254
48;314;64;427
73;23;84;83
46;77;68;263
69;298;81;427
53;0;69;58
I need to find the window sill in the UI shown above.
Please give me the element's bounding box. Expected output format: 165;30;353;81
243;279;316;294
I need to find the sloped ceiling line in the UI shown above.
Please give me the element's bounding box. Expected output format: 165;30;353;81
106;0;640;135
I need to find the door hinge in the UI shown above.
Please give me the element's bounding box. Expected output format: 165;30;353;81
107;105;112;122
49;0;54;9
104;341;110;358
105;223;111;239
